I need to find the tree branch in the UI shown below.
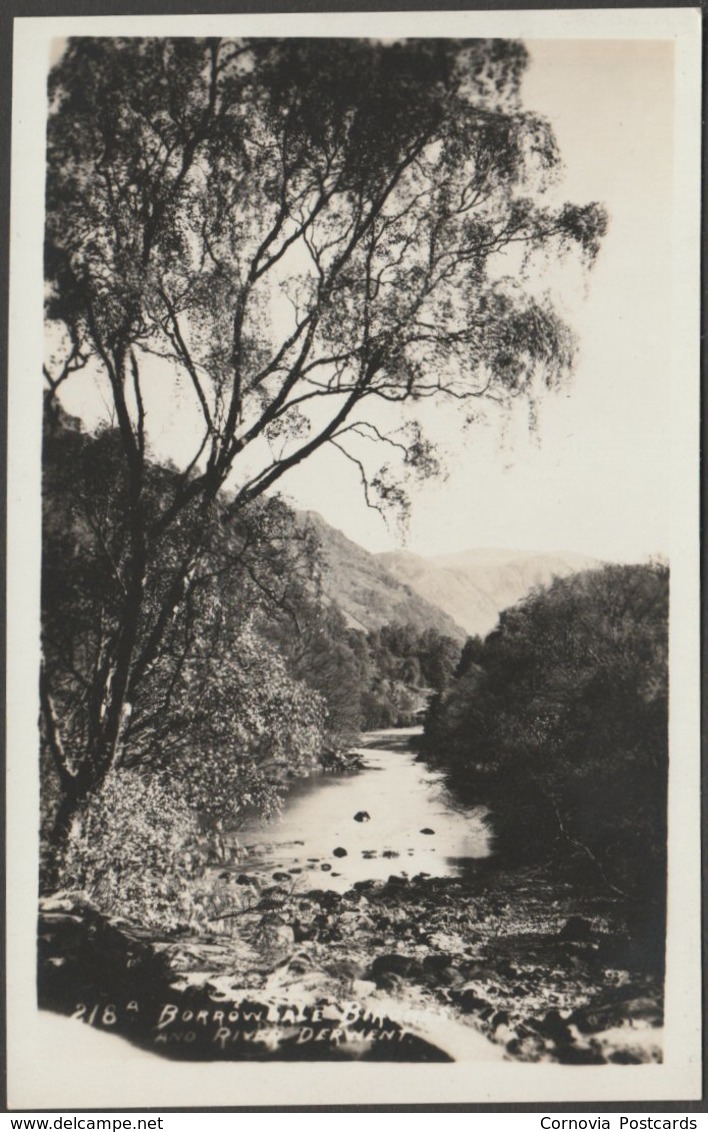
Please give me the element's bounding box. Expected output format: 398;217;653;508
159;288;214;435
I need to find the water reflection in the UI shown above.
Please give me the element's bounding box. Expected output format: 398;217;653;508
233;729;492;893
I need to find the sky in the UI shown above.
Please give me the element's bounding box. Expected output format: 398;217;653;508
54;37;676;564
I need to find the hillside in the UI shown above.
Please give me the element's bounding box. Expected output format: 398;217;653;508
298;512;466;641
378;547;602;638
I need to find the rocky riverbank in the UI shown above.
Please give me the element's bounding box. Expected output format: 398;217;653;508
38;864;663;1064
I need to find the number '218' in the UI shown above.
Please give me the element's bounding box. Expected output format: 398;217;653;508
71;1003;117;1026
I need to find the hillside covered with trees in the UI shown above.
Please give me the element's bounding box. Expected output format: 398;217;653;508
295;511;466;640
422;562;669;907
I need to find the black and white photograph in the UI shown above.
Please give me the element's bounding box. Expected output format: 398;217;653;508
6;7;702;1108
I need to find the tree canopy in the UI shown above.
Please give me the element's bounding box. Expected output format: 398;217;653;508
46;37;606;511
423;563;669;899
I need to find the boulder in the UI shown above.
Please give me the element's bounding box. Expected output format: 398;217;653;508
570;994;662;1034
505;1032;547;1061
369;953;423;982
422;952;453;974
257;915;295;950
558;916;593;942
529;1008;573;1045
455;986;490;1015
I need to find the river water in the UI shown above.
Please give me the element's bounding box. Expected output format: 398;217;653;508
234;728;492;893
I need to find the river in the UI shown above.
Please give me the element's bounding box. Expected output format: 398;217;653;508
40;730;661;1067
234;727;492;893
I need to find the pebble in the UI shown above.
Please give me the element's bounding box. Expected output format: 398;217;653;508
558;916;593;941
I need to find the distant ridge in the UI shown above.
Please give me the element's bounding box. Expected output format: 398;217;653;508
298;511;467;641
299;510;603;643
378;547;603;637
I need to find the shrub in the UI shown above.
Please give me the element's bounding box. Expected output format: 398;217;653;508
423;563;669;901
58;770;235;931
152;625;327;824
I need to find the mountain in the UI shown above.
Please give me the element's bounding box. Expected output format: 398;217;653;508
298;512;467;640
299;510;602;642
377;547;603;638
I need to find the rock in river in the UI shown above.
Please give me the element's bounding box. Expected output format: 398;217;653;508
420;828;435;835
333;847;348;858
558;915;593;941
354;811;370;822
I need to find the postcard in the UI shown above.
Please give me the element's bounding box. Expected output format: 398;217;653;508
7;6;702;1108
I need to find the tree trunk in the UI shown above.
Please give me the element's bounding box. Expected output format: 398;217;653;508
41;524;148;892
42;774;91;894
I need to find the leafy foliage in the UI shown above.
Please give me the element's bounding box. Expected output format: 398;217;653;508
360;622;461;728
423;564;669;899
149;625;326;822
59;770;252;932
41;417;466;923
47;40;605;453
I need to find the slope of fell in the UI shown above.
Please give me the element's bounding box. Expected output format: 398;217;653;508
299;512;467;641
